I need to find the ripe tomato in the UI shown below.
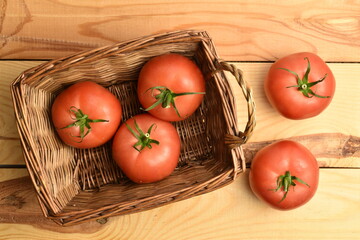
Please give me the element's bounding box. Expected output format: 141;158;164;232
264;52;335;119
137;53;205;122
249;140;319;210
51;81;122;148
112;114;180;183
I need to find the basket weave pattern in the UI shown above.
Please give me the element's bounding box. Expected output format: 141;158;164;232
11;30;255;226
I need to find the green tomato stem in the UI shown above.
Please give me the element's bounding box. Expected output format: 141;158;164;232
143;86;205;118
125;119;159;152
280;57;330;98
271;170;310;203
59;106;109;143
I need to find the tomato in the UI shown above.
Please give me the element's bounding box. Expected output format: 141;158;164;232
249;140;319;210
264;52;335;119
137;53;205;122
51;81;122;148
112;114;180;183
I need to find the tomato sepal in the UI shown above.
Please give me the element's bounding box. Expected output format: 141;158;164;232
59;106;109;143
143;86;205;118
280;57;330;99
125;119;160;152
270;170;310;203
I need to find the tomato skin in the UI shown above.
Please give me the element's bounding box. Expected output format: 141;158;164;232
265;52;335;119
137;53;205;122
112;114;180;183
51;81;122;149
249;140;319;210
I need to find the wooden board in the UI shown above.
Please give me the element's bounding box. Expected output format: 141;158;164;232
1;0;360;61
0;169;359;239
0;61;42;165
0;169;28;181
1;1;360;237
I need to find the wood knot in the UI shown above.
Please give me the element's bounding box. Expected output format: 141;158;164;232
0;193;25;209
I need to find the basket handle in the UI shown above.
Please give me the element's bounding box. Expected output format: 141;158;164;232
216;61;256;148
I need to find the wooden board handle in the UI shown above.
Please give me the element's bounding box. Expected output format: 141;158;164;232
243;133;360;168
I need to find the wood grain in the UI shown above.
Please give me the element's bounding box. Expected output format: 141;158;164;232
0;169;28;182
0;169;359;239
0;61;41;165
243;133;360;168
0;61;43;139
1;0;360;61
1;61;359;168
0;139;24;165
0;173;106;233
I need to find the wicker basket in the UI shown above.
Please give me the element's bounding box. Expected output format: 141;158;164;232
11;30;255;226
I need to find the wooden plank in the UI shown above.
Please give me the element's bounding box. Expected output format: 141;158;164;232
1;1;360;61
0;61;42;165
0;169;359;239
0;168;28;182
0;139;24;165
0;61;359;167
0;61;43;138
243;133;360;168
0;61;32;169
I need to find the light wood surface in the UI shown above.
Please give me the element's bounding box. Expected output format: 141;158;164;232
0;169;28;181
0;169;359;239
1;0;360;61
0;61;42;165
1;0;360;239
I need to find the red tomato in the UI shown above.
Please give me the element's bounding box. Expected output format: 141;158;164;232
137;53;205;122
249;140;319;210
112;114;180;183
51;81;122;148
265;52;335;119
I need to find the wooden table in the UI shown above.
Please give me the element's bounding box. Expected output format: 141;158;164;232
1;1;359;239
